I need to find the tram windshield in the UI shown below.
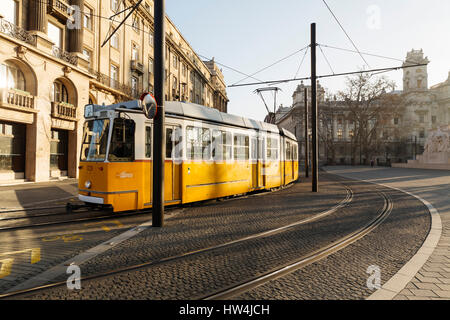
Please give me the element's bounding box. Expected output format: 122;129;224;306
81;119;110;161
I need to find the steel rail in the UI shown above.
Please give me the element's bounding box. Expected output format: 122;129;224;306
202;191;393;300
0;181;353;299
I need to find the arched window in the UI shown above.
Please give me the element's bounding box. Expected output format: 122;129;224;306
52;80;69;103
0;61;26;91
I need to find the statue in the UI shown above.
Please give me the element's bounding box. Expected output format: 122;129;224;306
423;126;450;155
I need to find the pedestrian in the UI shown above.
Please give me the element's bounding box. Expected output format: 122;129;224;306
370;159;374;167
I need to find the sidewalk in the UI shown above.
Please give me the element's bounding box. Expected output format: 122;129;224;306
324;165;450;300
0;179;82;216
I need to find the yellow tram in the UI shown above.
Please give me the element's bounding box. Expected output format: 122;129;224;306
78;100;299;212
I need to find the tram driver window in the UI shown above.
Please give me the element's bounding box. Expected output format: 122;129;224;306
109;118;135;162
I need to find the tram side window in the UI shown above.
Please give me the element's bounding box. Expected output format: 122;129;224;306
109;118;135;162
267;137;278;160
234;134;249;160
186;126;211;160
145;126;151;158
293;143;298;161
285;141;291;160
212;130;232;161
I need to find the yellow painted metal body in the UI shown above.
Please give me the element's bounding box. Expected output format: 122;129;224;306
79;159;299;212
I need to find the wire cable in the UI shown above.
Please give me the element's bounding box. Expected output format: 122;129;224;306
318;43;423;65
294;46;309;79
318;45;335;75
231;45;309;86
322;0;371;69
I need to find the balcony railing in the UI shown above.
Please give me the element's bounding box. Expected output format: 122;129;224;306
47;0;71;21
0;88;35;110
0;17;36;46
52;101;76;120
52;45;78;66
88;68;141;99
131;60;144;75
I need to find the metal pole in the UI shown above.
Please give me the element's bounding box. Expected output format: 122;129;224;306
304;88;309;178
310;23;318;192
152;0;165;227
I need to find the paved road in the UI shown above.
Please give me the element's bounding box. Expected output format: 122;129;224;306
2;173;429;300
324;166;450;300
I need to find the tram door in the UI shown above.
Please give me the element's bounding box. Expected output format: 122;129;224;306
251;137;258;189
164;125;182;203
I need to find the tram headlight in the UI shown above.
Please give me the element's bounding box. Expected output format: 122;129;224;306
85;180;92;189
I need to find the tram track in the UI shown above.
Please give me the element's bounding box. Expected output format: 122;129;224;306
0;180;299;232
0;180;353;299
202;191;393;300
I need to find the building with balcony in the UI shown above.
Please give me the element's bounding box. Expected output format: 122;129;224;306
0;0;228;183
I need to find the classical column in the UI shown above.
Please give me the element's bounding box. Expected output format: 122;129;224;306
29;0;48;33
69;0;84;53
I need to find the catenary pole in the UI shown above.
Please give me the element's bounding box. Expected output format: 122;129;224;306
310;23;318;192
304;88;309;178
152;0;165;227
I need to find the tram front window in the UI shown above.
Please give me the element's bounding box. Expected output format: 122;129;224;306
81;119;110;161
109;118;135;162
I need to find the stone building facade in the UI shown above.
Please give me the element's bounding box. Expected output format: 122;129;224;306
276;49;450;166
0;0;228;182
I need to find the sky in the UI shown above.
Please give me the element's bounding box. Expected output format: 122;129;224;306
166;0;450;121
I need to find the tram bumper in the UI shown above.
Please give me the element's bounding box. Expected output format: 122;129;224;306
79;194;104;205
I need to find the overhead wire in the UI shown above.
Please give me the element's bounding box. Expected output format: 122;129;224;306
318;45;335;75
321;0;371;69
231;45;309;86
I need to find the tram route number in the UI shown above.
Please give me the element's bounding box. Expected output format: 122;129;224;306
42;234;83;242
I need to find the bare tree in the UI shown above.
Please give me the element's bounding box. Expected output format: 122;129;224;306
337;73;403;164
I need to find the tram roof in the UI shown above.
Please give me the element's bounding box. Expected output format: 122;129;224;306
165;101;281;134
88;100;295;138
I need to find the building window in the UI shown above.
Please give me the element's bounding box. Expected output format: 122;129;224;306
111;0;119;12
172;76;177;90
432;115;437;124
110;32;119;49
394;117;399;125
149;32;154;47
337;128;343;140
52;80;69;103
148;58;154;75
172;55;178;69
82;48;92;67
47;21;62;48
131;76;138;97
0;61;25;91
419;129;425;139
83;6;93;30
1;0;17;24
132;14;140;33
110;64;118;89
131;43;139;61
417;79;422;88
419;115;425;123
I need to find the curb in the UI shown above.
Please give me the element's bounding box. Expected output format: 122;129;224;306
322;168;442;300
